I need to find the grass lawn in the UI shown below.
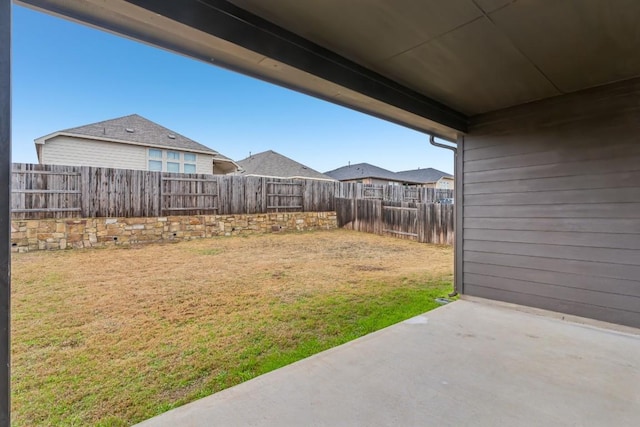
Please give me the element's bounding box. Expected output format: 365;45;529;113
11;229;453;426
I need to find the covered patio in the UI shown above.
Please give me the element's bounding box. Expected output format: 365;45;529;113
2;0;640;424
135;298;640;426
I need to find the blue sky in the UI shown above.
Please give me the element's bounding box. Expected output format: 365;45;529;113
11;5;454;174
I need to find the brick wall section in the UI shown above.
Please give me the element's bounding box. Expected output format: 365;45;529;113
11;212;337;252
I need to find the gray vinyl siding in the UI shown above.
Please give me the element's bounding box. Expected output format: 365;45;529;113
462;78;640;328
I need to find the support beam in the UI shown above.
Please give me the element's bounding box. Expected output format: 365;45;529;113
455;135;464;295
124;0;468;133
0;0;11;425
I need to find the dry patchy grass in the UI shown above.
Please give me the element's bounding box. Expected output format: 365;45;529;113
11;229;453;426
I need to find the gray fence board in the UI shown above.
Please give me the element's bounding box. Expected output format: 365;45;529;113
336;197;454;245
11;163;454;222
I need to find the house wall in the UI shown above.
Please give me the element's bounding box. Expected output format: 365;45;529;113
462;78;640;328
196;153;213;174
40;136;214;174
342;178;402;185
40;136;147;170
436;177;454;190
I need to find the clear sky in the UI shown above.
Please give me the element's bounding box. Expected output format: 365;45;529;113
11;4;454;175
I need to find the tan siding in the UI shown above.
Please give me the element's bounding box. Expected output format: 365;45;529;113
436;177;454;190
41;136;147;169
463;78;640;328
40;135;214;173
196;154;213;174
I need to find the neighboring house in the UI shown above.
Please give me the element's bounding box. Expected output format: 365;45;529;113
396;168;454;190
236;150;335;181
325;163;420;185
35;114;239;175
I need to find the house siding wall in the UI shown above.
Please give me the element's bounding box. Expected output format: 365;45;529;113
436;177;454;190
463;78;640;328
40;136;214;174
41;136;147;170
196;154;213;174
342;178;403;185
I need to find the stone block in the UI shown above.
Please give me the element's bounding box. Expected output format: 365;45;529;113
67;233;83;243
125;217;146;225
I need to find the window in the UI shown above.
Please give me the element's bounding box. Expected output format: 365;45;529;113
148;149;197;173
148;160;162;171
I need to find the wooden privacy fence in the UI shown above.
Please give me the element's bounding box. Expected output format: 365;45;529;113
10;163;454;220
336;198;454;245
10;164;341;219
336;182;452;203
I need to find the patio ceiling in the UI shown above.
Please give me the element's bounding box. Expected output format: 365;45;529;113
16;0;640;138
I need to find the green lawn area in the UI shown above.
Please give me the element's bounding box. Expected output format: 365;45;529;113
11;229;453;426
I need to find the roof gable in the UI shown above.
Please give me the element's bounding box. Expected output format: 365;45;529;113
395;168;453;183
237;150;334;180
49;114;217;154
325;163;404;182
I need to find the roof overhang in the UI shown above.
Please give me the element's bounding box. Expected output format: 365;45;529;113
35;131;219;156
15;0;640;139
16;0;467;140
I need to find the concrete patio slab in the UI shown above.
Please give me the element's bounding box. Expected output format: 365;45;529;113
136;297;640;427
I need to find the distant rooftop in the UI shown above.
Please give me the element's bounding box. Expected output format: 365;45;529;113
324;163;415;183
326;163;453;184
236;150;335;181
395;168;453;184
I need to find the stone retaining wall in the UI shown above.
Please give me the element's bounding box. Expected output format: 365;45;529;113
11;212;337;252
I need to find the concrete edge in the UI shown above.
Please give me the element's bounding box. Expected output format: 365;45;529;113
460;295;640;337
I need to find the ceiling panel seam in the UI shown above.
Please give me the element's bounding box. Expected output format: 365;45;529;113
470;0;565;94
126;0;469;131
382;15;484;62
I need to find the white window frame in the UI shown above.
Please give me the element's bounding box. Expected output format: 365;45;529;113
147;148;198;173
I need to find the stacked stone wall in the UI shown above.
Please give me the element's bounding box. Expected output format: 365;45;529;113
11;212;337;252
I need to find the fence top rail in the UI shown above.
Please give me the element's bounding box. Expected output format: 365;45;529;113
382;206;418;211
12;190;81;194
12;208;82;213
12;170;80;176
163;193;218;197
267;181;302;186
162;207;219;211
161;177;218;182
